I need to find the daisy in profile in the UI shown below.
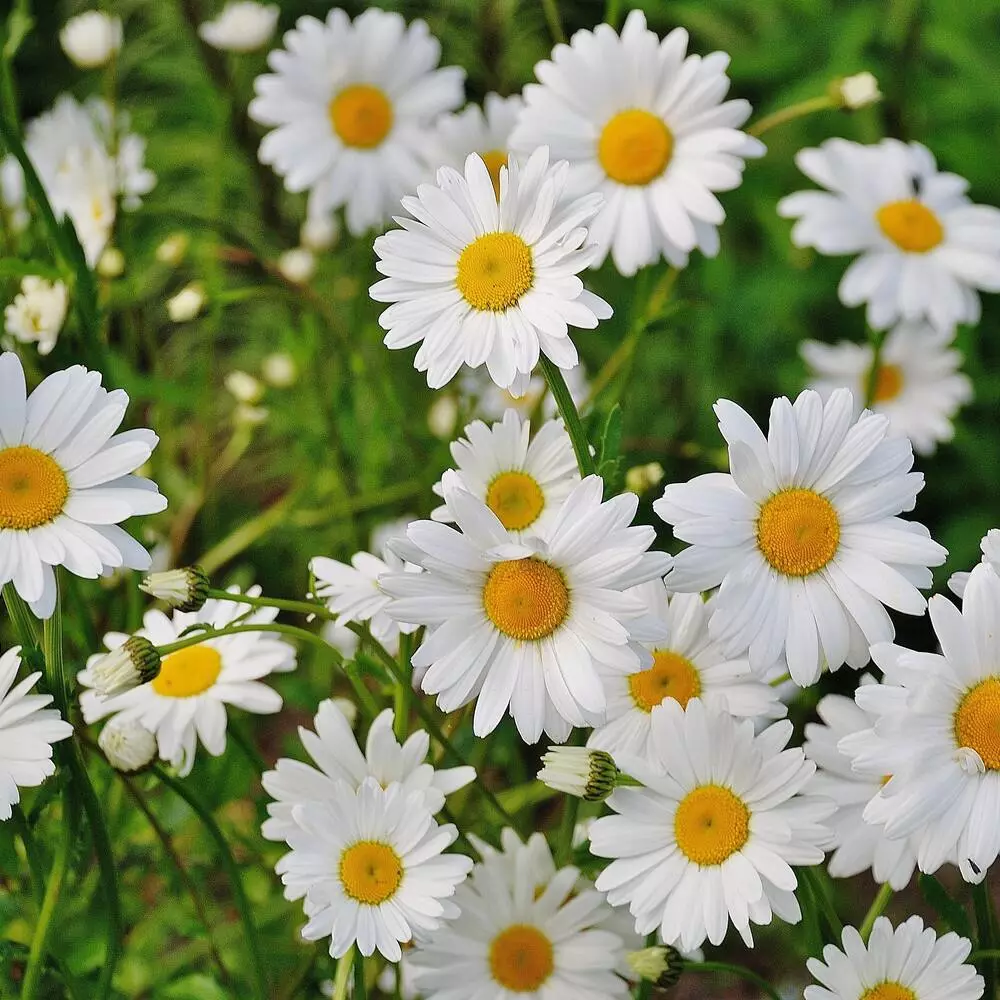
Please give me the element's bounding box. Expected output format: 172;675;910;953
588;581;785;765
77;587;295;776
510;10;764;276
655;388;947;685
249;8;464;235
806;917;983;1000
261;700;474;843
779;138;1000;332
590;698;833;951
844;561;1000;882
371;146;612;391
431;409;579;538
0;352;166;618
0;646;73;820
410;828;631;1000
383;474;671;743
949;527;1000;598
804;681;920;890
802;321;972;455
276;777;473;961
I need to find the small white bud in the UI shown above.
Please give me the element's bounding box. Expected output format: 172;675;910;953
538;746;618;802
167;283;205;322
427;394;459;440
277;247;316;285
155;233;189;266
97;246;125;278
139;567;210;612
90;636;161;698
198;1;279;53
224;369;264;404
59;11;122;69
261;352;297;388
235;403;269;427
624;461;666;495
99;718;157;773
301;212;340;252
832;72;882;110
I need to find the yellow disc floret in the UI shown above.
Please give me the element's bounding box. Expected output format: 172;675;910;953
152;646;223;698
485;471;545;532
860;984;917;1000
339;841;404;905
489;924;554;992
0;446;69;530
876;199;944;253
872;363;905;403
598;109;674;186
954;676;1000;770
628;650;702;712
674;784;751;866
329;84;394;149
756;488;840;578
482;557;569;641
456;232;534;312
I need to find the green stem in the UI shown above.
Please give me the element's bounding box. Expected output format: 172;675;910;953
205;587;333;620
971;951;1000;961
540;356;595;476
395;633;413;741
683;961;784;1000
41;583;66;716
800;866;843;941
974;881;997;1000
2;583;40;653
863;327;889;407
748;94;837;137
604;0;624;29
354;951;368;1000
10;805;44;904
156;620;333;656
540;0;565;43
332;948;354;1000
153;765;268;1000
859;882;893;941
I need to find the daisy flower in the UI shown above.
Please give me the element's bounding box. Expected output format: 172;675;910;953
0;646;73;820
371;146;612;391
383;474;671;743
249;8;464;236
590;698;833;951
410;828;631;1000
843;561;1000;882
654;387;947;685
4;275;69;356
802;321;973;456
261;700;474;843
198;2;279;53
431;409;579;538
0;352;166;618
949;528;1000;599
77;587;296;776
806;917;983;1000
778;138;1000;333
276;776;472;961
510;10;764;277
803;681;919;890
432;93;523;197
588;581;785;765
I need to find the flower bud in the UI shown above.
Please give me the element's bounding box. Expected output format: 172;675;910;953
99;717;157;773
167;283;205;322
90;636;161;698
301;212;340;252
156;233;190;266
625;461;665;495
261;352;297;388
537;746;618;802
224;369;264;404
427;394;459;440
277;247;316;285
60;11;122;69
97;246;125;278
830;72;881;110
139;566;210;613
626;946;684;989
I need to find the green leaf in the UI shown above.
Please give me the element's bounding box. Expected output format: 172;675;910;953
0;258;63;281
596;404;624;495
919;874;973;939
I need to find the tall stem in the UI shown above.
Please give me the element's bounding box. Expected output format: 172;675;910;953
332;948;354;1000
748;95;837;137
540;0;565;43
859;883;893;941
683;961;783;1000
863;327;889;407
354;952;368;1000
540;357;595;476
974;881;997;1000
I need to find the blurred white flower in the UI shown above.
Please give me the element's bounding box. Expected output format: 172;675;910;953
59;11;122;69
261;352;297;388
4;276;69;356
277;247;315;284
0;156;27;233
155;233;189;266
234;403;269;427
224;369;264;404
426;394;458;440
198;1;279;53
835;72;882;110
167;283;205;322
624;461;665;495
97;246;125;278
300;211;339;252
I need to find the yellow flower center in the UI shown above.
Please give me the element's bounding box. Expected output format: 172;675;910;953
871;363;904;403
876;199;944;253
329;84;394;149
339;841;403;905
456;232;534;312
756;488;840;578
482;557;569;641
674;784;750;866
628;650;702;712
954;677;1000;770
485;471;545;532
481;149;508;199
598;109;674;186
0;446;69;530
860;984;917;1000
489;924;554;992
152;646;223;698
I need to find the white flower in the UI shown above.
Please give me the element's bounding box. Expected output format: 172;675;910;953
538;745;618;801
88;636;160;698
432;409;579;538
223;370;264;405
805;917;983;1000
139;566;210;611
261;700;474;843
461;360;591;422
802;322;972;455
1;156;28;233
949;528;1000;598
590;698;833;951
261;352;297;388
167;283;205;322
410;828;631;1000
59;11;122;69
803;681;920;890
510;10;764;277
0;646;73;820
843;562;1000;882
654;388;947;685
98;717;157;773
4;276;69;356
835;72;882;110
588;582;786;766
249;8;464;235
300;212;339;252
198;1;278;52
277;247;315;284
77;587;296;776
0;352;166;618
778;138;1000;333
276;777;473;960
383;474;671;743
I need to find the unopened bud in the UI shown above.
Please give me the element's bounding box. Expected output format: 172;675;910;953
167;283;205;322
625;461;665;495
830;72;881;110
261;352;297;388
626;946;684;989
156;233;190;266
140;566;210;612
90;636;161;698
224;369;264;404
538;746;618;802
99;717;158;773
97;246;125;278
277;247;316;284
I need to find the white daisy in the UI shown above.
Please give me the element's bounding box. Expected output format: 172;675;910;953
276;776;473;961
0;352;166;618
459;359;590;422
261;699;475;843
198;2;279;53
410;828;631;1000
371;146;612;391
4;276;69;356
805;917;983;1000
654;387;947;686
77;587;296;776
249;7;464;236
590;698;833;952
0;646;73;820
803;681;919;890
843;561;1000;882
802;321;973;456
778;138;1000;333
383;473;671;743
588;581;786;766
949;528;1000;599
510;10;764;277
431;409;579;538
